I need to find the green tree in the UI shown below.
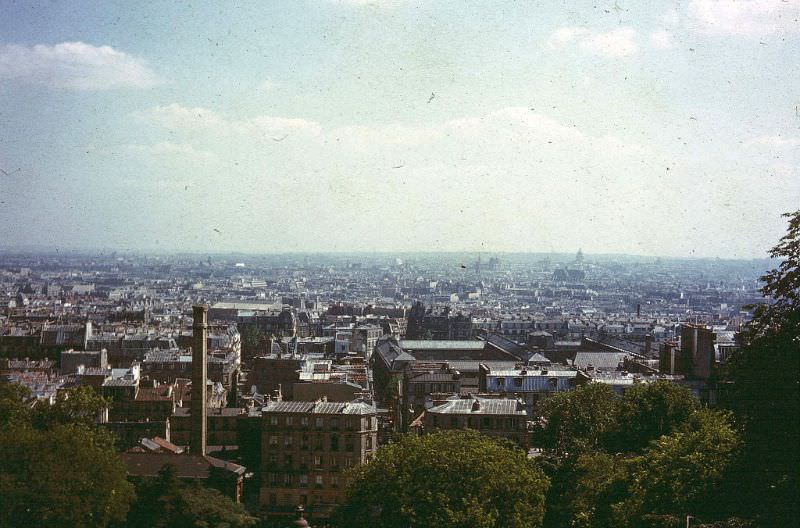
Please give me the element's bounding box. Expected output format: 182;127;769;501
568;452;629;528
541;451;628;528
0;379;32;427
239;324;266;360
723;210;800;526
126;464;257;528
615;409;740;527
0;423;135;528
536;383;619;456
32;385;110;430
334;430;550;528
610;381;699;453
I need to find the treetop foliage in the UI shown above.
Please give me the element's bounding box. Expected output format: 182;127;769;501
334;430;550;528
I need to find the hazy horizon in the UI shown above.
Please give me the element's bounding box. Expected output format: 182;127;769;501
1;1;798;258
0;244;779;264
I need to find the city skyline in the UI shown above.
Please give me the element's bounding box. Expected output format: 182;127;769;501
1;1;799;258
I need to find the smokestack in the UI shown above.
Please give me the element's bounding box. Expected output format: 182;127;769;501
191;305;208;456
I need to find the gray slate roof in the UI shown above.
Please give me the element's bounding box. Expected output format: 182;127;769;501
262;400;376;415
427;397;526;416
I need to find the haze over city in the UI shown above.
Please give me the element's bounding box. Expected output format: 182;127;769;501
1;0;798;257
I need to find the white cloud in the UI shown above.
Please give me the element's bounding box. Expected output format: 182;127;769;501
650;30;674;49
745;135;800;148
0;41;162;90
580;28;639;57
135;103;322;138
258;80;276;91
548;27;639;57
688;0;800;37
326;0;414;6
125;142;218;162
546;26;590;48
95;100;791;256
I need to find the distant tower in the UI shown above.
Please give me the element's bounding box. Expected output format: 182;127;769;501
576;248;584;265
191;305;208;456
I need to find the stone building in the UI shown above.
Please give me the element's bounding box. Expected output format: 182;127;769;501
259;399;378;521
421;395;530;448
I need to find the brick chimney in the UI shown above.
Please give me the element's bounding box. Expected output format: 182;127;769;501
191;305;208;456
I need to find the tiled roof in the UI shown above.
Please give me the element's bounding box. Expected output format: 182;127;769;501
121;452;244;478
428;397;526;416
573;352;629;370
262;400;376;415
400;340;485;350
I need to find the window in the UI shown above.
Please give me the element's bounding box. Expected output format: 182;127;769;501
300;494;307;505
315;417;324;429
284;435;293;447
514;377;523;387
286;416;293;426
269;493;276;506
269;435;278;446
366;436;373;449
331;476;339;488
450;417;458;428
301;416;309;427
268;472;278;486
284;454;293;467
270;416;278;426
315;475;323;488
301;434;309;450
299;474;308;487
330;434;339;451
314;455;322;467
268;453;277;465
331;417;339;429
496;377;505;387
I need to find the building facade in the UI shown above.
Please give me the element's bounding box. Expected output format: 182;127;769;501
259;399;378;520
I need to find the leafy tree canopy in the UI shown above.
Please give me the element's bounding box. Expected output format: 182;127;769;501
0;379;32;427
32;385;110;430
126;465;257;528
720;210;800;526
610;381;700;453
536;383;619;456
334;430;550;528
616;409;740;526
0;423;134;528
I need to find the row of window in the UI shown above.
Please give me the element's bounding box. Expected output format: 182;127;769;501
267;415;376;430
266;453;357;469
494;377;569;389
266;492;330;507
413;383;457;395
429;416;520;430
266;433;373;451
266;472;342;489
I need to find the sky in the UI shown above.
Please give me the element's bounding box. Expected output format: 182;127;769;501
0;0;798;258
